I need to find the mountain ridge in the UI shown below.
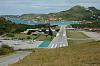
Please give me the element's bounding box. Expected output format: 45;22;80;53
1;5;100;22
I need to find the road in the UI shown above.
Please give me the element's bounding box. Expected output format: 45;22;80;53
49;26;68;48
0;39;43;50
0;51;31;66
81;31;100;41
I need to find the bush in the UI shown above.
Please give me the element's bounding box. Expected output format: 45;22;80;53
0;45;14;55
27;36;31;39
0;48;11;55
1;44;10;48
6;33;14;37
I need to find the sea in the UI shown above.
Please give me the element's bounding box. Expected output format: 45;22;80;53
7;18;80;26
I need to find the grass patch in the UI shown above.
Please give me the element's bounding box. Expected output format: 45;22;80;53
9;41;100;66
36;35;54;41
67;30;94;45
68;39;94;45
66;30;89;38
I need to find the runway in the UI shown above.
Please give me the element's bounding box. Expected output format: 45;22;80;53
48;26;68;48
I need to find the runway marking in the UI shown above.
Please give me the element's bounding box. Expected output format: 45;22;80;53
48;26;68;48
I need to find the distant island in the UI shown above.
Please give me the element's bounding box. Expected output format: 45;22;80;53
1;5;100;22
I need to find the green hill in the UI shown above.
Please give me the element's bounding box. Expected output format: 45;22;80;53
19;5;100;22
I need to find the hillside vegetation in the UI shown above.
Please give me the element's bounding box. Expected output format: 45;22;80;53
71;22;100;28
19;5;100;22
0;17;34;35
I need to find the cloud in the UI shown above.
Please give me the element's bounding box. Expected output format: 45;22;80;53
0;0;100;15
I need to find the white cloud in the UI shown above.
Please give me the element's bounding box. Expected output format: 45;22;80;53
0;0;100;15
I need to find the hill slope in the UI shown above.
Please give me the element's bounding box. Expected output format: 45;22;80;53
19;5;100;22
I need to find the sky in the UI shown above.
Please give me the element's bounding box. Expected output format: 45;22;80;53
0;0;100;15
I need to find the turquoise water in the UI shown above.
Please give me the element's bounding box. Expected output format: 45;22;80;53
7;18;36;25
50;21;80;26
7;18;79;26
38;41;51;48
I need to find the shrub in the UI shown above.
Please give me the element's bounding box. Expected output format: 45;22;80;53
0;48;11;55
0;45;14;55
27;36;31;39
6;33;14;37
